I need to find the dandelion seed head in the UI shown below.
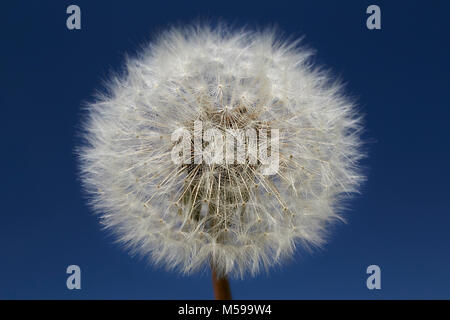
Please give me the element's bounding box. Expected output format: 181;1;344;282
79;23;365;278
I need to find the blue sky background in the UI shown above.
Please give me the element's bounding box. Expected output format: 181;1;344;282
1;0;449;299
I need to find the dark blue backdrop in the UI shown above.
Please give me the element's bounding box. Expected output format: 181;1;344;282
1;0;449;299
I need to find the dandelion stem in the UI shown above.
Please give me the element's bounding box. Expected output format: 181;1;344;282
211;265;232;300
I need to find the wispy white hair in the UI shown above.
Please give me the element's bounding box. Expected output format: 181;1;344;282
78;23;365;278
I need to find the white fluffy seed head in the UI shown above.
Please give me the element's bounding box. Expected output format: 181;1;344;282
78;23;365;278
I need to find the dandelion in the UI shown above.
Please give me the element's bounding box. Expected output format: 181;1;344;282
78;23;365;299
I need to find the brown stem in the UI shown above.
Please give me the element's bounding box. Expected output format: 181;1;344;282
211;265;232;300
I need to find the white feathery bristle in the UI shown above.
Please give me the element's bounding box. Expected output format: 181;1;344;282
78;23;365;278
